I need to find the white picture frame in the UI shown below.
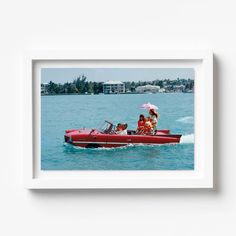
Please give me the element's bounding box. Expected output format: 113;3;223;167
23;50;213;189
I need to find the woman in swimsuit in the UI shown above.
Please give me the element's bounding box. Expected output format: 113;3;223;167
136;114;146;134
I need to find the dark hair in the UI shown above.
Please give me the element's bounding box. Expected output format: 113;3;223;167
139;114;145;121
149;109;158;118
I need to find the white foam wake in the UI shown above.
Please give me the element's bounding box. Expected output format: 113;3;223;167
177;116;194;124
180;133;194;144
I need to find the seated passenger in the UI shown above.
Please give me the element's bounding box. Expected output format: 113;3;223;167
149;109;159;130
136;114;146;134
115;123;128;135
144;116;154;134
115;123;121;130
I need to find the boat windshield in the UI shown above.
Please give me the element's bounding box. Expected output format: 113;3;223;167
98;121;114;134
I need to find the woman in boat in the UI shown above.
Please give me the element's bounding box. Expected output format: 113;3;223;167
136;114;146;134
149;109;159;131
143;116;153;134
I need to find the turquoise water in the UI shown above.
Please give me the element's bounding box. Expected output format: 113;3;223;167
41;93;194;170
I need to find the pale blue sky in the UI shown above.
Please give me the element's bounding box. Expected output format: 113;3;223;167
41;68;194;83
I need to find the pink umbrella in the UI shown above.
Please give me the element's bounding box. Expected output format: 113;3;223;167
140;102;158;110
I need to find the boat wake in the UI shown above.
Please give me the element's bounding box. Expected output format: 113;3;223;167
63;141;188;152
180;133;194;144
177;116;194;124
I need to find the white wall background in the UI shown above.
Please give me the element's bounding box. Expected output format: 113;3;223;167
0;0;235;235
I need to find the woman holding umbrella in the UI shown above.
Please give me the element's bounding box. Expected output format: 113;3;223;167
149;108;159;130
140;102;159;133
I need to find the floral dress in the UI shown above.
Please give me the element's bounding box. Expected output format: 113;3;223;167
150;115;158;130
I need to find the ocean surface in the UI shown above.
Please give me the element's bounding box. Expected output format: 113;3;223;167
41;93;194;170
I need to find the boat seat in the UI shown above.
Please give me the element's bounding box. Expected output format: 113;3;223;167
127;130;136;135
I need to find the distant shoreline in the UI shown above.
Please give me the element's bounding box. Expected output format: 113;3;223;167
41;92;194;96
41;77;194;96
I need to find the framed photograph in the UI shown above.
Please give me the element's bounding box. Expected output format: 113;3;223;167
23;50;213;189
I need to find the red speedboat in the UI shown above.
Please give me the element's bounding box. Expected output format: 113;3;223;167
64;121;182;148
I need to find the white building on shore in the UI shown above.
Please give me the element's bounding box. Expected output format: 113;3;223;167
103;80;125;94
136;84;161;93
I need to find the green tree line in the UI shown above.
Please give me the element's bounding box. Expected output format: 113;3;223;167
42;75;194;95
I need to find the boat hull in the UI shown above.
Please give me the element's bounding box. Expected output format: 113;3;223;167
64;129;182;148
